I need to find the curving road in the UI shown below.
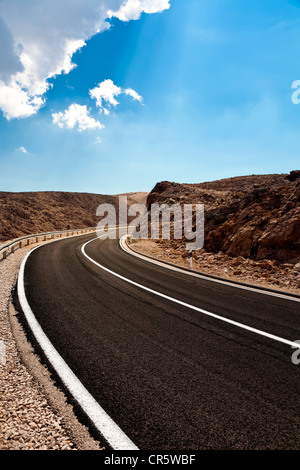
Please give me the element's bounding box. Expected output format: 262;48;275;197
18;231;300;450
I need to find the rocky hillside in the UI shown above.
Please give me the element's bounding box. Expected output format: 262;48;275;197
146;171;300;264
0;191;148;243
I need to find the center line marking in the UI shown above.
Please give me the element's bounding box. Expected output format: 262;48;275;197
82;237;299;349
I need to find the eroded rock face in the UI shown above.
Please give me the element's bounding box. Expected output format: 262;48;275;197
146;181;176;209
146;172;300;264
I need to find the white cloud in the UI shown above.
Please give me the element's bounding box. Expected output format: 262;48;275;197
124;87;143;102
89;79;122;113
52;104;104;132
0;81;45;119
0;1;170;120
89;79;142;114
108;0;170;22
18;146;28;153
52;79;142;132
0;17;24;82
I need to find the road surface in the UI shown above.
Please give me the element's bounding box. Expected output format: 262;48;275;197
18;231;300;450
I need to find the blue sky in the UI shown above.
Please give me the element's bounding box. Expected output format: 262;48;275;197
0;0;300;194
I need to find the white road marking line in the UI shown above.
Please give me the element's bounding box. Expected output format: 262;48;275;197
82;237;299;349
120;236;300;303
17;231;139;451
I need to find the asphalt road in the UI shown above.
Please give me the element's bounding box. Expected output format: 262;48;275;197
20;232;300;450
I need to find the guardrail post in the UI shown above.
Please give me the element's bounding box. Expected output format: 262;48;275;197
36;237;39;243
11;245;15;253
3;251;6;260
27;239;30;246
189;250;193;269
19;241;22;249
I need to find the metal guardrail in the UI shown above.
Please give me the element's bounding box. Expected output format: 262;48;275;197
0;227;96;262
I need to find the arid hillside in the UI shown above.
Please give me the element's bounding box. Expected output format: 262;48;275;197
146;171;300;264
0;190;148;243
1;171;299;265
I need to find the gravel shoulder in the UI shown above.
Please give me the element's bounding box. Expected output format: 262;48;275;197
0;243;103;450
128;239;300;296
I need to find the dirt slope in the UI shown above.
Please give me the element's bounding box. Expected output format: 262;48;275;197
0;191;147;243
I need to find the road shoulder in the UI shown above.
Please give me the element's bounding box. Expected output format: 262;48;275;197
0;243;102;450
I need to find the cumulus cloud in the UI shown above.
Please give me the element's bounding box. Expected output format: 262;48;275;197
52;104;104;132
52;79;141;132
0;81;45;120
18;146;28;154
90;79;122;113
89;79;142;114
0;17;24;82
108;0;170;22
0;0;170;120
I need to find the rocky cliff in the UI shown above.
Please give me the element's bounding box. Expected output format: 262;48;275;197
146;171;300;264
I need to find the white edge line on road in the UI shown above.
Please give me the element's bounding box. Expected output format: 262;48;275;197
82;237;299;349
17;231;139;451
120;236;300;304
